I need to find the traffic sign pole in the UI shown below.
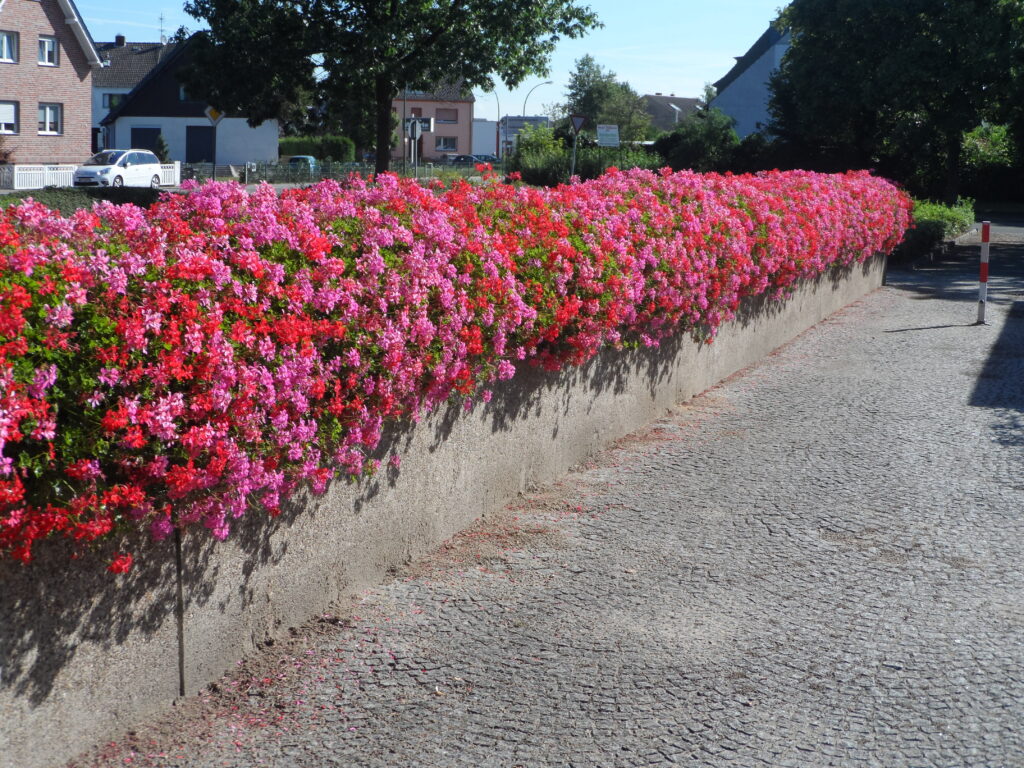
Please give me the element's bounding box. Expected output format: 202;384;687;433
976;220;991;324
570;133;578;179
569;114;585;181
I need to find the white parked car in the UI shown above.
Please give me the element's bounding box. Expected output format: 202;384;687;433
73;149;163;188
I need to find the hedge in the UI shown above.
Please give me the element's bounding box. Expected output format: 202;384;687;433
0;186;162;215
894;197;975;260
0;169;911;572
279;135;356;162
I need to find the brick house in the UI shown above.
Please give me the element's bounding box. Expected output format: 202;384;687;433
0;0;103;163
392;83;474;162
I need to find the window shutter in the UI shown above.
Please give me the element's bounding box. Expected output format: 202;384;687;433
0;102;15;124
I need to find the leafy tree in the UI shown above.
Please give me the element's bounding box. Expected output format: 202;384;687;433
654;87;739;172
564;55;616;130
601;81;653;142
999;2;1024;154
962;123;1015;170
768;0;1021;201
180;0;600;174
560;55;651;142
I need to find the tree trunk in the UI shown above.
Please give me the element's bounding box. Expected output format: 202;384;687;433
374;75;393;175
941;131;962;204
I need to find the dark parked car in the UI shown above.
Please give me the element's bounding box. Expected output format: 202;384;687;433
446;154;479;166
287;155;319;174
473;154;499;164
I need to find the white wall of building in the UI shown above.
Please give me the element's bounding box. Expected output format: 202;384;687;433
92;88;132;136
214;118;278;163
711;31;790;139
472;119;498;156
108;116;279;163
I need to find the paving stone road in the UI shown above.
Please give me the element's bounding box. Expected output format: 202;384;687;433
72;238;1024;768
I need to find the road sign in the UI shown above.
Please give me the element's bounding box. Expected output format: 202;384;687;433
570;114;586;134
404;117;434;136
596;124;620;148
204;105;224;126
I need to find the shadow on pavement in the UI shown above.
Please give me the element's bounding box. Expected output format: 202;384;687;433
969;300;1024;448
888;241;1024;304
883;323;977;333
888;240;1024;450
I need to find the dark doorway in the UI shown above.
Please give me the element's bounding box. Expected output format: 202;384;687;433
185;126;215;163
130;127;161;153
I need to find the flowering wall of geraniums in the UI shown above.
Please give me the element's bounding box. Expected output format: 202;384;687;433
0;168;912;572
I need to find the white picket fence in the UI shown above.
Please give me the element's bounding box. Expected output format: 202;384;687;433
0;162;181;190
158;162;181;187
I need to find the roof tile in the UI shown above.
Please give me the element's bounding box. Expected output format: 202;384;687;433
94;41;178;89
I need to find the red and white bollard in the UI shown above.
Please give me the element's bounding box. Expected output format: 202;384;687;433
977;221;991;324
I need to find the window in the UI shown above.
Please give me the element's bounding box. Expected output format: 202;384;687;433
38;35;58;66
435;108;458;124
410;107;423;117
435;136;457;152
38;103;61;134
102;93;125;110
0;101;17;134
0;31;18;63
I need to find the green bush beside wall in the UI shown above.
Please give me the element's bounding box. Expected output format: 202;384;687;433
895;198;976;260
0;186;162;215
279;136;356;162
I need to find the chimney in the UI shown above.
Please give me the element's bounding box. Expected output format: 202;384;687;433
115;35;126;46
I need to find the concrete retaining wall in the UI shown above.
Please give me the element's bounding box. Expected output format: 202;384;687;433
0;255;885;768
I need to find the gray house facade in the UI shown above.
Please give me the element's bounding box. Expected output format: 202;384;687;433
710;26;791;139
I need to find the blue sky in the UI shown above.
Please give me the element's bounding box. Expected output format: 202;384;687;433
73;0;784;121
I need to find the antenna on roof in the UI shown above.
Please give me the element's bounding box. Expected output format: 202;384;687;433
159;13;167;45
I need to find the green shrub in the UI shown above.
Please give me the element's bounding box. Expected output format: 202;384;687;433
279;136;316;156
914;198;975;239
509;123;661;186
153;134;171;164
320;135;355;162
507;123;566;186
894;197;975;260
653;108;740;173
279;135;355;162
0;186;162;215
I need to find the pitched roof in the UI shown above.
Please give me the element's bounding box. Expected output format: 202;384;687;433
642;94;700;132
58;0;103;67
713;25;786;94
94;41;178;89
100;37;192;125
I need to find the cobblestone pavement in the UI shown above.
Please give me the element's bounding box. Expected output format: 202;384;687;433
72;243;1024;768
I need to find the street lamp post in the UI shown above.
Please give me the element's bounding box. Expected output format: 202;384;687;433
493;90;502;159
522;80;553;118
